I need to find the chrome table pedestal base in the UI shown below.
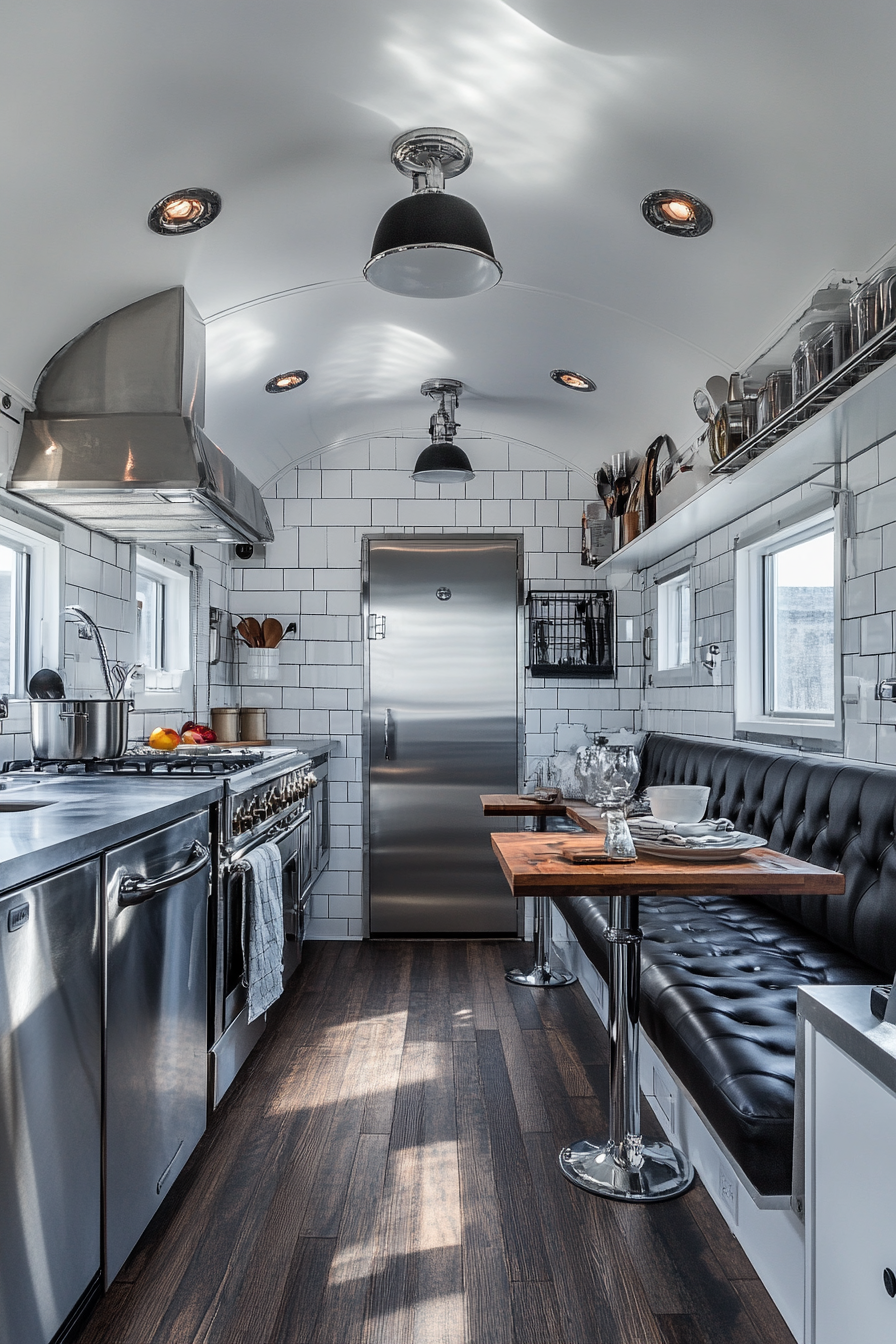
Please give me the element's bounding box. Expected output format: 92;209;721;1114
506;815;576;989
506;894;577;987
560;889;693;1203
559;1138;693;1202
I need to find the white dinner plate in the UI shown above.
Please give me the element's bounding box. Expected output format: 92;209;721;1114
633;835;768;861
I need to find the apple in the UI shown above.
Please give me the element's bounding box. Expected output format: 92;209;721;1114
148;727;181;751
181;722;216;744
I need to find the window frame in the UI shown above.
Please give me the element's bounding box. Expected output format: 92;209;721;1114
133;551;192;710
653;566;694;688
0;507;61;699
735;506;841;743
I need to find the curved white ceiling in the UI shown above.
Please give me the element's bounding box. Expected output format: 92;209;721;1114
3;0;895;482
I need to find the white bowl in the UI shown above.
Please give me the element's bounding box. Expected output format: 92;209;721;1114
645;785;710;824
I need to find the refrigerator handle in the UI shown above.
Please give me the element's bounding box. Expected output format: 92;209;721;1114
384;709;394;760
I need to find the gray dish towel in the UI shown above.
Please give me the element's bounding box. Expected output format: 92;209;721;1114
242;841;284;1023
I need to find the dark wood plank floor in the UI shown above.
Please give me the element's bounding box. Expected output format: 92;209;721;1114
79;940;795;1344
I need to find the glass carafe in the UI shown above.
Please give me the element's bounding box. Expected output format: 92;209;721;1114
575;737;640;858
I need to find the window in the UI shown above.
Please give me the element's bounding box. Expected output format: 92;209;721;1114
0;511;60;697
136;569;165;670
656;571;691;672
134;553;191;703
0;543;26;696
735;509;840;742
764;529;835;719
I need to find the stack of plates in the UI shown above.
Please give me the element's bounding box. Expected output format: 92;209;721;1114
632;833;767;862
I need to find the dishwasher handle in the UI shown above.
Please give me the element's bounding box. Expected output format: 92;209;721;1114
118;840;210;906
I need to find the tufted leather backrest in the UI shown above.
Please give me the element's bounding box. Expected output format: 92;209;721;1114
641;734;896;976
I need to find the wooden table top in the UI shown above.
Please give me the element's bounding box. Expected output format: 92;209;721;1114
481;793;569;815
489;831;846;898
481;793;605;829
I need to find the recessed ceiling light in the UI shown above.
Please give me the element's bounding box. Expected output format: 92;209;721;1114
265;370;308;393
551;369;595;391
641;189;712;238
148;187;222;235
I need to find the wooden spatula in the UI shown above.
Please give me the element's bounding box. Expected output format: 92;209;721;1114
236;619;255;647
262;618;283;648
244;617;263;647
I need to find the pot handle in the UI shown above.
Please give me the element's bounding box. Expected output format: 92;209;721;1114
59;710;89;720
118;840;210;907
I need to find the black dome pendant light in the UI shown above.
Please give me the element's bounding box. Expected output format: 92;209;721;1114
412;378;475;482
364;128;502;299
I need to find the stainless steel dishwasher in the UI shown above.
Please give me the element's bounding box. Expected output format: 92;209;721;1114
0;860;101;1344
104;812;211;1285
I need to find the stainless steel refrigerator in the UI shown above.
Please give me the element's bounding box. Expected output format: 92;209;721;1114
363;535;522;936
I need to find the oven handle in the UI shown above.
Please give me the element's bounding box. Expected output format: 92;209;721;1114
118;840;210;906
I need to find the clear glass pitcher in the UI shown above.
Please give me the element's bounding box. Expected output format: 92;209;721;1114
575;737;640;858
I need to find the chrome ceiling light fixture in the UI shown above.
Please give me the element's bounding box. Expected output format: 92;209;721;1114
364;128;502;299
641;189;712;238
411;378;475;482
148;188;222;235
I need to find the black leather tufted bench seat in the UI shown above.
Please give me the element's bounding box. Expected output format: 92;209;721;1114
558;734;896;1198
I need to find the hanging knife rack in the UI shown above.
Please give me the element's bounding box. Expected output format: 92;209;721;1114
526;590;614;678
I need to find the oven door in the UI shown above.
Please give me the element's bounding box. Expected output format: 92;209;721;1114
221;812;303;1034
297;809;313;942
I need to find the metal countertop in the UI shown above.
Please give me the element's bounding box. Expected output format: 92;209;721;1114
0;774;224;896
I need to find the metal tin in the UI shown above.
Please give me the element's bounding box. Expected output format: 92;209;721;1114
211;707;240;742
31;698;131;760
239;707;267;742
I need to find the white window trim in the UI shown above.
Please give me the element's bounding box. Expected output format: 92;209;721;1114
653;566;694;688
0;507;61;697
131;551;192;711
735;506;841;743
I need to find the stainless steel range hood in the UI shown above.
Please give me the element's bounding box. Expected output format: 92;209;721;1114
11;287;273;544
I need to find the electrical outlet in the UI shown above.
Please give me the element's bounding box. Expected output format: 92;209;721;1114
718;1162;739;1224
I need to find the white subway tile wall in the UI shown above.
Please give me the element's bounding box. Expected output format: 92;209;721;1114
641;438;896;765
6;422;894;941
0;518;235;763
233;438;636;939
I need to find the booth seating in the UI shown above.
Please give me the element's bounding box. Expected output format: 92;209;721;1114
559;734;896;1197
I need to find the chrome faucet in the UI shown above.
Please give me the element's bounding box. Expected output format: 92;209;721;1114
64;606;117;698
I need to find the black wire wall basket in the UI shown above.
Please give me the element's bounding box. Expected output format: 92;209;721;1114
526;590;614;678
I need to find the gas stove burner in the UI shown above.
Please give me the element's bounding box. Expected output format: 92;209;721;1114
115;751;267;775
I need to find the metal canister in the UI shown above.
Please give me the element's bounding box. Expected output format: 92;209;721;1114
850;267;896;350
756;370;793;429
240;707;267;742
211;707;240;742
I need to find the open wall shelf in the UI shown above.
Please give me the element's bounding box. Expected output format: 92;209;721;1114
593;347;896;580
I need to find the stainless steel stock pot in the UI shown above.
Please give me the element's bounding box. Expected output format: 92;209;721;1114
30;698;131;760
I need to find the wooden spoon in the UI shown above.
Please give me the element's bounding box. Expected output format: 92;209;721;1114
262;617;283;648
236;619;255;647
244;617;263;647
